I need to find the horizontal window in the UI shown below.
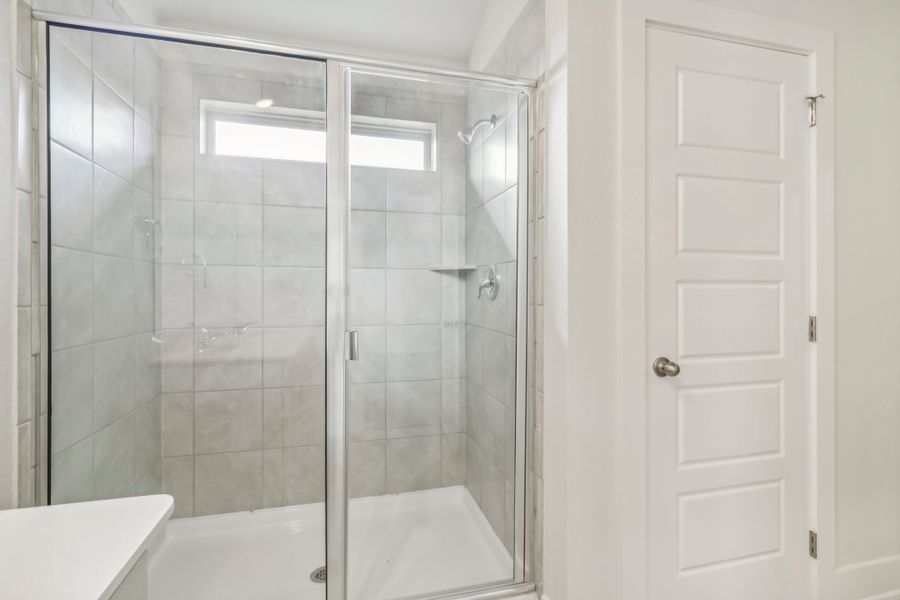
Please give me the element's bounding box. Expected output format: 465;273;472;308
201;100;436;171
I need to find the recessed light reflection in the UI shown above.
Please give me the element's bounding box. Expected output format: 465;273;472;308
255;98;275;108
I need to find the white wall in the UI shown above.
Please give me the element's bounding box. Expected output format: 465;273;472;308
539;0;567;593
546;0;900;598
547;0;620;598
540;0;625;598
468;0;529;71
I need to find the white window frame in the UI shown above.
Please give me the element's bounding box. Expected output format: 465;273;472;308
200;99;437;171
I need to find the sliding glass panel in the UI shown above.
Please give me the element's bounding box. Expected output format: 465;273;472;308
47;24;328;599
346;69;526;599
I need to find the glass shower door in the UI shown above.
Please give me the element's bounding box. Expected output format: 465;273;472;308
45;20;531;600
47;24;329;599
344;68;527;600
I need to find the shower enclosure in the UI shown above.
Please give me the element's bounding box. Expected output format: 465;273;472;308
41;13;533;600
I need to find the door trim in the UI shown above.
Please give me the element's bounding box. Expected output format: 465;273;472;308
619;2;835;599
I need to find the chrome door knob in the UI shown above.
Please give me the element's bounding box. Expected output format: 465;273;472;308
653;356;680;377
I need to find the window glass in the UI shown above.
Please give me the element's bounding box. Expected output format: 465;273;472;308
205;103;435;170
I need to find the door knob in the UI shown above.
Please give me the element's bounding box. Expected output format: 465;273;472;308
652;356;680;377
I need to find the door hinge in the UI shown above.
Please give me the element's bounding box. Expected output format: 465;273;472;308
809;530;818;559
808;316;817;342
806;94;825;127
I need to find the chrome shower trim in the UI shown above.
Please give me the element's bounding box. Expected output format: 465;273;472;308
325;61;351;600
31;11;538;89
458;114;497;145
413;582;537;600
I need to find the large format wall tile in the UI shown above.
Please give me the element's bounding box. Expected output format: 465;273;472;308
386;169;441;213
194;327;263;391
47;23;163;508
385;269;441;325
263;268;325;327
263;206;326;267
50;247;94;350
194;451;262;516
92;27;134;108
194;389;262;454
93;254;135;340
348;269;385;326
160;200;194;264
349;440;386;498
94;414;136;499
263;160;325;207
386;213;441;268
93;77;134;182
161;393;193;457
386;380;442;438
195;156;263;205
265;386;325;447
134;114;155;193
349;211;386;268
163;456;194;518
51;437;94;504
386;436;441;493
93;165;134;258
262;327;325;388
351;167;386;210
386;324;442;381
195;202;262;266
49;143;93;252
464;83;523;553
348;383;386;442
283;445;325;504
93;336;136;429
152;69;481;516
194;266;262;328
51;346;94;453
49;35;93;159
161;135;194;200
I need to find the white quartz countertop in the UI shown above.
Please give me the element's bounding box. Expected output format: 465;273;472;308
0;494;173;600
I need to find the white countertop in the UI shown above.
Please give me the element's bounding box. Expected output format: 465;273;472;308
0;494;173;600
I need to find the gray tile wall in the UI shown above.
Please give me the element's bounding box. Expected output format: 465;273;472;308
15;13;543;588
464;88;519;555
45;9;164;505
464;0;545;563
156;58;328;518
13;0;41;508
13;0;153;510
157;64;473;517
346;78;469;500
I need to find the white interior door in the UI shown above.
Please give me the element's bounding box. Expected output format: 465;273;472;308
646;27;811;600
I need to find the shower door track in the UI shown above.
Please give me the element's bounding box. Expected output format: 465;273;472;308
31;11;538;89
34;11;536;600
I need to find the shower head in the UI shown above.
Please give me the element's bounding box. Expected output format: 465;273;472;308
457;114;497;145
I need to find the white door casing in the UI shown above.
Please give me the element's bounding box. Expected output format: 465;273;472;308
646;27;811;600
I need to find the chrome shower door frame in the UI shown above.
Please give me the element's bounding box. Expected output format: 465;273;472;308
336;62;535;600
33;12;536;600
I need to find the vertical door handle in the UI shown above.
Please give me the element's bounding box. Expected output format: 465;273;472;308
347;330;360;361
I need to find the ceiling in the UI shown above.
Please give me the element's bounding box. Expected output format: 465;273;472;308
119;0;494;68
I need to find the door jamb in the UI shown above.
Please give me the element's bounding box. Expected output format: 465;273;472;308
618;2;835;599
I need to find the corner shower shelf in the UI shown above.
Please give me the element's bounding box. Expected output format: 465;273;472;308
428;265;478;272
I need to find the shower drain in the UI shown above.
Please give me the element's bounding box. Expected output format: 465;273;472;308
310;566;327;584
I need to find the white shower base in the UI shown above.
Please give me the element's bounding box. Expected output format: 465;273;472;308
148;486;513;600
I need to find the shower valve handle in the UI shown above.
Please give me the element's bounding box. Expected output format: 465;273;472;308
476;268;498;300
